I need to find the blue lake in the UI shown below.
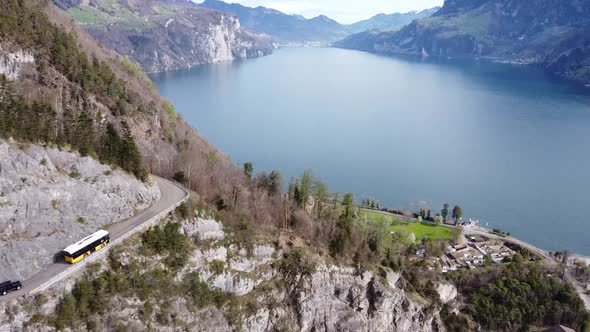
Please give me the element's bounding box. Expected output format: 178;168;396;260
151;47;590;255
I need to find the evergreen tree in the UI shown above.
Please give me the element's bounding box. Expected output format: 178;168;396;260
452;205;463;222
342;193;354;219
300;170;313;206
0;2;149;181
100;123;122;165
75;111;94;157
293;184;302;207
288;177;297;199
268;170;282;195
314;180;329;218
243;162;253;179
441;203;450;221
120;126;147;181
331;214;353;256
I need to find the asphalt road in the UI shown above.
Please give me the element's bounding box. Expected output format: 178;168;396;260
464;226;552;260
0;176;187;303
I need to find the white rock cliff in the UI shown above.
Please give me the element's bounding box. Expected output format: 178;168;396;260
0;139;160;281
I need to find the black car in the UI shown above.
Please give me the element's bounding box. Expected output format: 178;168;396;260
0;280;22;295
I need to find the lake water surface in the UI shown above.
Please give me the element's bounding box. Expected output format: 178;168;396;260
150;47;590;255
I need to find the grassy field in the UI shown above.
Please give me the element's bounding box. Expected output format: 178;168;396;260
361;209;454;241
360;209;408;225
391;222;454;241
67;6;158;31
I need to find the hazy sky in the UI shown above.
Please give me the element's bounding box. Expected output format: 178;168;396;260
204;0;444;24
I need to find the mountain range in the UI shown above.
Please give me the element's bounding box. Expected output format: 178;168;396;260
53;0;440;72
53;0;275;73
347;8;440;34
200;0;439;43
335;0;590;87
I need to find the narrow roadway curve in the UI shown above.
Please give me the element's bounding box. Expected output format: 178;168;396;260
0;176;188;303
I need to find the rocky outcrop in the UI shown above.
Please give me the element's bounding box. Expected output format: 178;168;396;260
0;216;445;331
0;44;34;80
0;139;160;281
182;216;225;241
436;283;458;304
294;266;442;331
57;0;275;73
176;218;444;330
335;0;590;86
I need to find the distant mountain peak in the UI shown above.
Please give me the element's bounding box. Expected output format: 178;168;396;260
200;0;347;42
347;7;440;34
311;14;339;24
200;0;440;42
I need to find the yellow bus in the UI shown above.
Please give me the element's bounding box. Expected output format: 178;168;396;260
63;230;110;264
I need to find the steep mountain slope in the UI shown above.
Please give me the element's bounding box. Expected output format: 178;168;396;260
348;7;440;33
0;217;446;331
54;0;275;72
0;139;160;282
200;0;347;43
0;0;240;176
335;0;590;86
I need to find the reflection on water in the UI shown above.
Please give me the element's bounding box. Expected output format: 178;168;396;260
151;47;590;255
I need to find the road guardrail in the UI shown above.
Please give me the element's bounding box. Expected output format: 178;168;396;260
29;176;190;295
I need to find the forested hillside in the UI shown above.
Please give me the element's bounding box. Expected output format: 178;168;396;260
0;0;148;179
53;0;275;73
0;0;225;183
335;0;590;86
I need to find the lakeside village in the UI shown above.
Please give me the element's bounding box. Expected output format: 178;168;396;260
417;235;520;273
358;200;524;273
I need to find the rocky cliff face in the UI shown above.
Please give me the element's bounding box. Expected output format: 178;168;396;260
180;218;443;331
0;217;445;332
0;139;160;282
200;0;348;43
0;45;34;80
335;0;590;86
55;0;275;73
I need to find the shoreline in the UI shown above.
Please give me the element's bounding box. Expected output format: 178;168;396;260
332;47;590;92
469;224;590;265
361;207;590;263
362;207;590;311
